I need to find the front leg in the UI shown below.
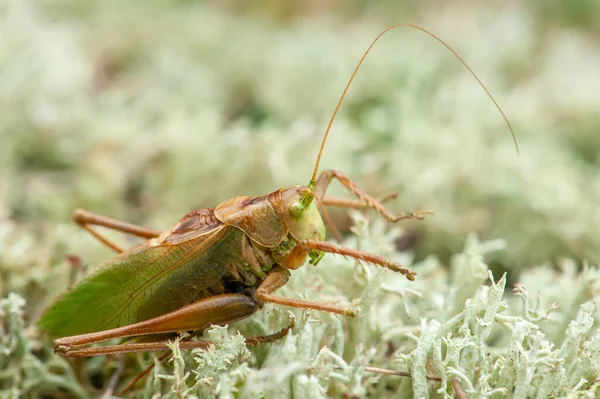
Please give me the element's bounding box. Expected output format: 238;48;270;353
314;169;433;222
297;239;416;280
320;192;398;208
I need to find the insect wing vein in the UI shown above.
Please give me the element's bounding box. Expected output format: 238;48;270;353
38;225;238;337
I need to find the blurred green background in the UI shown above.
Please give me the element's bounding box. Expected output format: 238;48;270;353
2;0;600;304
2;0;600;397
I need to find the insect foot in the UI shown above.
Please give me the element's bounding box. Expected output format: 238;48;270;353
389;210;435;222
344;298;363;317
54;344;70;356
245;312;296;346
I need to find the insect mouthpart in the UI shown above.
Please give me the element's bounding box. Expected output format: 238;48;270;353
308;249;324;266
299;186;315;209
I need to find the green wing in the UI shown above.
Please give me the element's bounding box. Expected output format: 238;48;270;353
39;225;244;337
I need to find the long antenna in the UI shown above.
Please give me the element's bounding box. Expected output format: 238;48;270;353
310;23;520;184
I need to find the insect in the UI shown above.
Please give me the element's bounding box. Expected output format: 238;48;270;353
38;24;518;359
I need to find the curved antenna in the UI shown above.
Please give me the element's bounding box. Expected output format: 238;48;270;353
310;23;520;184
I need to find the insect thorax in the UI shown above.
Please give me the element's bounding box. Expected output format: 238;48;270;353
226;233;302;288
273;236;298;258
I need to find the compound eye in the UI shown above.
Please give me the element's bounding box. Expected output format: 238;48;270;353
289;202;304;218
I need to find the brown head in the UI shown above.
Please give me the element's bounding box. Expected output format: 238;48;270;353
214;186;325;249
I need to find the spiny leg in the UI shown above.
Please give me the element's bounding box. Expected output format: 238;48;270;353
319;193;397;242
119;330;204;395
321;192;398;208
73;208;161;253
118;315;295;395
298;239;416;281
62;321;296;357
256;267;358;317
314;169;433;222
55;293;260;356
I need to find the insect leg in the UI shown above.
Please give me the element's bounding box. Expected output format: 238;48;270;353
55;293;260;356
73;208;161;253
321;193;398;208
117;315;295;395
314;169;433;222
59;313;295;358
118;331;203;394
256;267;358;317
57;340;212;357
297;239;416;281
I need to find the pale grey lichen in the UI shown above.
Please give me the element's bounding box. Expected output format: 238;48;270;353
0;293;89;398
146;327;251;398
2;215;600;397
392;247;600;398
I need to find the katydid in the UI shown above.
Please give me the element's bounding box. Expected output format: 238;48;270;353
38;24;518;359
